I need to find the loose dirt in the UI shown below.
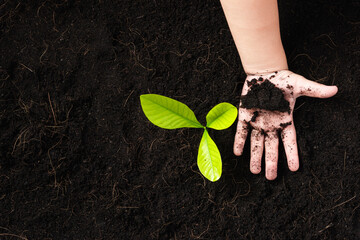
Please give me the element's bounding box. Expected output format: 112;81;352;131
241;79;290;113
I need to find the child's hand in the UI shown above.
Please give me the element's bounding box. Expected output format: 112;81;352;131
234;70;338;180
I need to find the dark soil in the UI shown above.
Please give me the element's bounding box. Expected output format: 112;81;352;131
280;121;293;128
0;0;359;239
241;79;290;112
250;111;259;122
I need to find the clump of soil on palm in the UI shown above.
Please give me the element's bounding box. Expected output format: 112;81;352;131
241;79;290;112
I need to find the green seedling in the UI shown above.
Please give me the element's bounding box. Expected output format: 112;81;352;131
140;94;238;182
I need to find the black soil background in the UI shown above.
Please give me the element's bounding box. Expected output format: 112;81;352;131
0;0;359;239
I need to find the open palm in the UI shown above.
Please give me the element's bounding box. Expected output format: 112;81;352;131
234;70;338;180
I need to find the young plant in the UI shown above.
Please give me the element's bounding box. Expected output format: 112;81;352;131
140;94;238;182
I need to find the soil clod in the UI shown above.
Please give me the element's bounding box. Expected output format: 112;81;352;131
241;80;290;113
247;78;258;87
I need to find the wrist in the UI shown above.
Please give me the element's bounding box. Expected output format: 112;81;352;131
244;62;288;76
246;69;291;79
241;37;288;75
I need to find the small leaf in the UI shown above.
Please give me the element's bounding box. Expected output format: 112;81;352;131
206;102;238;130
140;94;203;129
197;129;222;182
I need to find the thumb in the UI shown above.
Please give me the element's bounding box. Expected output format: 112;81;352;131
295;77;338;98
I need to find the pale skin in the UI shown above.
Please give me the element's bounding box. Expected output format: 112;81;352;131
220;0;288;74
234;70;338;180
220;0;338;180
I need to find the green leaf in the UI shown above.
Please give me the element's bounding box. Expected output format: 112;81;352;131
206;102;238;130
140;94;203;129
197;129;222;182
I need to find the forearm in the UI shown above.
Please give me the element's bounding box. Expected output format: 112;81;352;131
220;0;288;74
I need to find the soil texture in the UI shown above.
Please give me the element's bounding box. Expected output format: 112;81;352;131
241;79;290;112
0;0;359;239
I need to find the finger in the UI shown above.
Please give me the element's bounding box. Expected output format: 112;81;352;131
250;129;264;174
296;77;338;98
281;124;299;172
265;131;279;180
234;120;249;156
